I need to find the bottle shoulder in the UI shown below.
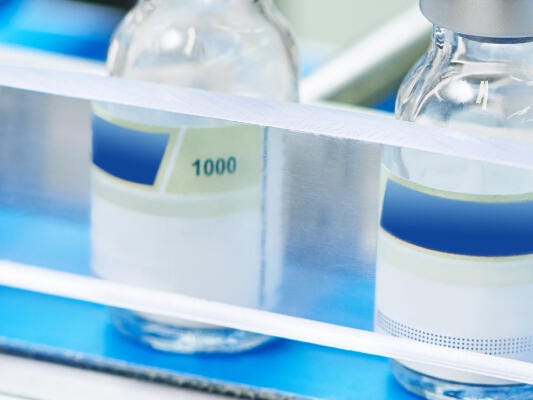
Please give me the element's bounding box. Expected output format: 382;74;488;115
106;3;298;100
388;32;533;195
389;47;533;195
397;50;533;131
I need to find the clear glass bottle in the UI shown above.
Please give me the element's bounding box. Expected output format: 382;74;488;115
374;0;533;398
91;0;298;353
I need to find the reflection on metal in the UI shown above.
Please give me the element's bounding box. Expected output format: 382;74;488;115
301;6;431;105
0;354;231;400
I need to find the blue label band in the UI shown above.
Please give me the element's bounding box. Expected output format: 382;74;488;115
92;115;169;186
381;179;533;257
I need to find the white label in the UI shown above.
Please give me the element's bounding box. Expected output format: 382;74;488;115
91;110;283;327
375;172;533;384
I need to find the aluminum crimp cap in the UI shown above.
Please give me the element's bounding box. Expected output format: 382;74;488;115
420;0;533;38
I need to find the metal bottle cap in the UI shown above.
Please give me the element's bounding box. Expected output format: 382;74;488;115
420;0;533;38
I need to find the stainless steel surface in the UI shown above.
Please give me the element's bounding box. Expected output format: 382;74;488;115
0;354;229;400
420;0;533;38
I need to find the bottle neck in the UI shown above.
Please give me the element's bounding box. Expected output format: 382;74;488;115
430;26;533;65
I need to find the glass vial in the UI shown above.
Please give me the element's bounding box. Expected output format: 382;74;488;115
91;0;298;353
374;0;533;398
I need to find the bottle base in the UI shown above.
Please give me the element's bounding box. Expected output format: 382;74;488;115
111;309;273;354
392;361;533;400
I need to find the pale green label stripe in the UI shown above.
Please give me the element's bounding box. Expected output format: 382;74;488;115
93;171;261;217
93;104;182;134
164;124;262;195
383;166;533;203
378;230;533;286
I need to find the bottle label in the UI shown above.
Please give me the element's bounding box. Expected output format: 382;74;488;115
90;110;272;316
91;112;263;215
375;170;533;384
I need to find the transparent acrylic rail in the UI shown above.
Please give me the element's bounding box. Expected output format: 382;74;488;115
0;65;531;386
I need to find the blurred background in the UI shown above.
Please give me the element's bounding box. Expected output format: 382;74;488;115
0;0;429;109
